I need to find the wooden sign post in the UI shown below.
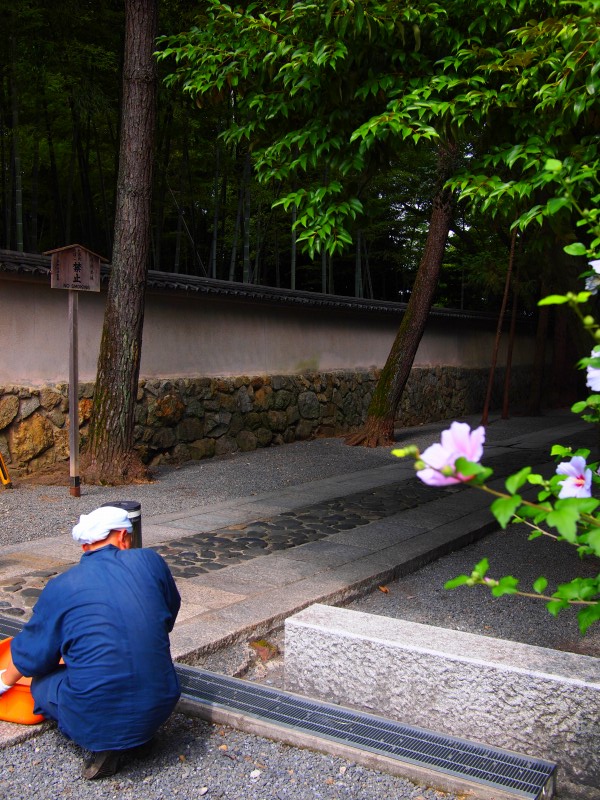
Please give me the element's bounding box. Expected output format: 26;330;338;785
45;245;104;497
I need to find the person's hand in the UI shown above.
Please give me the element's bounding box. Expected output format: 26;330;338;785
0;669;13;695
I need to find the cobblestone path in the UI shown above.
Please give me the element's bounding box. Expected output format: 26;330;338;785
0;443;554;619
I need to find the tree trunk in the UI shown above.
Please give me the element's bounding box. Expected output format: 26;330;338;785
290;203;297;290
229;181;243;281
502;252;521;419
355;229;363;298
29;127;39;251
64;103;78;243
42;85;65;242
153;102;173;269
481;227;517;425
346;148;455;447
242;153;251;283
209;141;221;279
84;0;158;484
526;284;550;415
10;36;23;252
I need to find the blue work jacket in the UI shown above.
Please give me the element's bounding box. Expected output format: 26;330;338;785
11;545;181;751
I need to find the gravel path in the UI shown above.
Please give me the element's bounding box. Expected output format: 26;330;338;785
0;437;400;545
1;714;452;800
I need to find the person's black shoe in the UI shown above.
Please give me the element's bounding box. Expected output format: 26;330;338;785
128;738;156;760
82;750;121;780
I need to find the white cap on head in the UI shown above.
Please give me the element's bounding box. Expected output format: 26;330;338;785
72;506;133;545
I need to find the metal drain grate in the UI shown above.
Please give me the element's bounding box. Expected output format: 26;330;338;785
0;616;556;799
176;664;556;800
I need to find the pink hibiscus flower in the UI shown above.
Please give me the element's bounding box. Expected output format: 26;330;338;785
417;422;486;487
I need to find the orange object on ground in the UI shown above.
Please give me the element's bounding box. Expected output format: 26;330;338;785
0;637;45;725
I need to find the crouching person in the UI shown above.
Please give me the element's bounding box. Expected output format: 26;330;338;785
0;505;181;780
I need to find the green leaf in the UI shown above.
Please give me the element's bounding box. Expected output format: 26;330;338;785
546;197;570;215
538;295;570;306
551;444;573;458
533;577;548;594
527;473;545;486
444;575;471;589
577;603;600;635
585;527;600;556
454;457;493;483
546;599;567;618
491;576;519;597
563;242;587;256
491;495;523;528
391;446;418;459
472;558;490;579
506;467;531;495
546;501;585;541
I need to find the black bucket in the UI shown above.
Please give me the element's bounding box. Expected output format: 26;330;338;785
100;500;142;548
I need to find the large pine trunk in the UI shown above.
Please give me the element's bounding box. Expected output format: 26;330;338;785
84;0;158;484
346;147;454;447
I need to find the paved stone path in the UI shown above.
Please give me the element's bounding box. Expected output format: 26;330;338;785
0;478;447;616
0;442;558;617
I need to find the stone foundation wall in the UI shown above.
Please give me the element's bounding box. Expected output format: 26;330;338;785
0;366;528;476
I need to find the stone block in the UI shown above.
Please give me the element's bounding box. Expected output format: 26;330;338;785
189;438;216;460
154;393;185;425
256;427;273;447
0;395;19;430
214;436;239;456
273;389;293;410
171;443;191;462
177;416;205;442
253;386;273;410
204;411;232;436
52;428;70;460
39;388;62;410
8;412;54;463
295;419;316;440
185;398;205;418
286;405;300;426
243;412;262;431
285;604;600;799
266;410;287;432
236;430;257;452
236;386;254;413
151;427;177;449
78;398;93;424
298;390;320;419
271;375;289;391
216;392;237;412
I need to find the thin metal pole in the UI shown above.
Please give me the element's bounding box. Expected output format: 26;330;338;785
68;290;80;497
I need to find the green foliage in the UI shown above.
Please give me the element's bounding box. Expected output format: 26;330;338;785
160;0;588;260
394;136;600;631
453;457;493;483
491;496;523;529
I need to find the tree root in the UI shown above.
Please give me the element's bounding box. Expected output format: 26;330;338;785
344;418;395;448
81;451;153;486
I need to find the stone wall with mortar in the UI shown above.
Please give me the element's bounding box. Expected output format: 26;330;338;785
0;365;526;476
